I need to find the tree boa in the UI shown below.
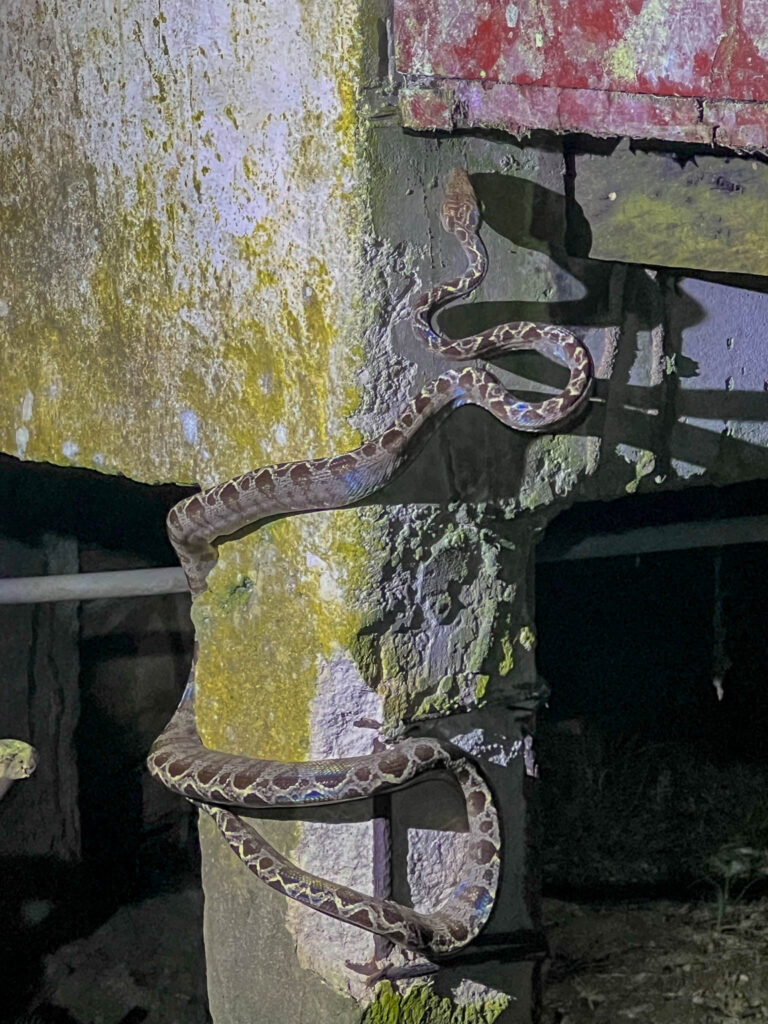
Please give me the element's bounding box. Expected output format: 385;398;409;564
148;168;592;958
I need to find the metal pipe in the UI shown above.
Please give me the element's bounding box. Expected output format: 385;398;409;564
0;566;188;604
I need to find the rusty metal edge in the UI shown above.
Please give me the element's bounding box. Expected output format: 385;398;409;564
399;80;768;151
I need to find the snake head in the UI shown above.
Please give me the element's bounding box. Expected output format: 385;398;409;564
440;168;481;234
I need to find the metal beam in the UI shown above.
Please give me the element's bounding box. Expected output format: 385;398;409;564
537;516;768;563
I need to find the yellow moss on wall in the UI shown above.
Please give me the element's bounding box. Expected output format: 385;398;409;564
0;149;365;481
0;0;369;487
193;506;384;761
1;0;377;762
0;149;194;476
185;1;375;766
588;187;768;276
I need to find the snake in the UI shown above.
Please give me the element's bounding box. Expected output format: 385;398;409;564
147;168;592;958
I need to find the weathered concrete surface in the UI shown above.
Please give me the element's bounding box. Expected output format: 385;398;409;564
0;0;365;485
1;1;390;1019
164;19;608;1018
5;3;768;1024
200;812;361;1024
578;265;768;500
325;128;606;1020
573;145;768;276
666;275;768;484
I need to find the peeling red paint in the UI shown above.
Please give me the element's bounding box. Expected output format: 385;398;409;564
704;98;768;149
395;0;768;149
450;6;511;78
693;51;713;78
400;88;454;131
574;0;641;44
709;0;768;98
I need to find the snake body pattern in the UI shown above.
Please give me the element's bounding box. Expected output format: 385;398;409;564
148;169;592;958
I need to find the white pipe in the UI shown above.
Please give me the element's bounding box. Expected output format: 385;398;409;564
0;566;188;604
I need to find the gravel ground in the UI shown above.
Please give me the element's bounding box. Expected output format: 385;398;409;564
542;895;768;1024
18;888;210;1024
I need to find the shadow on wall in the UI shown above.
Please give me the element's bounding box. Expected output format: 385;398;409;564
382;165;768;509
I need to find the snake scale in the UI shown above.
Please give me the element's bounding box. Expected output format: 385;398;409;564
148;168;592;957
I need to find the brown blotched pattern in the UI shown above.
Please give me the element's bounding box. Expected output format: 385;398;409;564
148;168;593;959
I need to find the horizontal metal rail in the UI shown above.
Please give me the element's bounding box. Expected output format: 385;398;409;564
537;515;768;563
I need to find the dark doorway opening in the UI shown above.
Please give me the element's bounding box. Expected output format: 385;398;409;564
536;477;768;898
0;454;208;1023
535;479;768;1023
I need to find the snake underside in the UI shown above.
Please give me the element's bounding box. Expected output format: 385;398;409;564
148;168;592;960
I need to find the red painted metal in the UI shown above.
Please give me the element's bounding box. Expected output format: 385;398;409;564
395;0;768;149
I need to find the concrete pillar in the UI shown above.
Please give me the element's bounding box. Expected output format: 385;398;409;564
186;114;604;1017
0;3;602;1022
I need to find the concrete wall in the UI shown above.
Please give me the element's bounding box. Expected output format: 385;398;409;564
3;2;768;1024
